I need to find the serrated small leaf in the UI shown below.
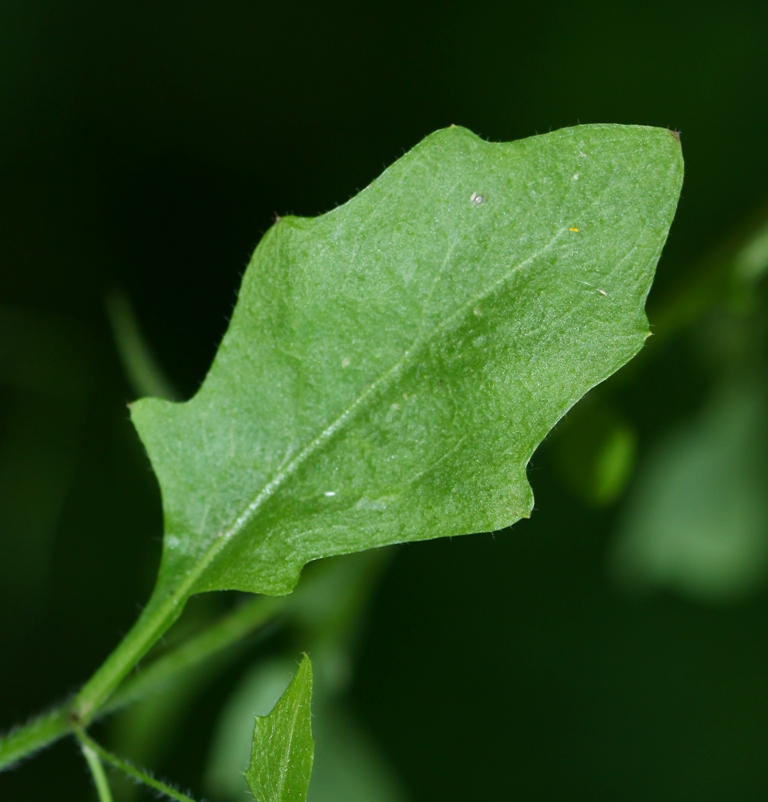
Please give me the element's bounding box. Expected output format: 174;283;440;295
131;124;682;606
246;656;314;802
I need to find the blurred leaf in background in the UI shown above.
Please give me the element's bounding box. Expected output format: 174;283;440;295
611;376;768;601
610;204;768;602
0;306;91;614
552;397;638;507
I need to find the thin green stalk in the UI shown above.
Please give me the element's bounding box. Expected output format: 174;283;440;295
81;741;115;802
103;593;286;714
75;544;330;723
0;587;291;771
0;706;71;772
73;587;191;724
74;726;200;802
74;512;257;723
106;289;180;402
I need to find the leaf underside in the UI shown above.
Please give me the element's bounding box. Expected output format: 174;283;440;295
132;124;683;600
246;655;314;802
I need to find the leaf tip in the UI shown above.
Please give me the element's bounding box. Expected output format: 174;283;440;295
296;652;313;679
246;654;314;802
668;128;682;142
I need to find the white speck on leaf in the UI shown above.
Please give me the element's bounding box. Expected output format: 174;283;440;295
579;279;608;297
324;491;336;497
341;357;350;368
469;191;484;205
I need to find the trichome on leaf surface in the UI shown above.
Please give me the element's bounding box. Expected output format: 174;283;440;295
0;124;682;800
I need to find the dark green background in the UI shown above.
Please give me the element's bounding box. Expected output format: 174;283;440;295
2;2;768;799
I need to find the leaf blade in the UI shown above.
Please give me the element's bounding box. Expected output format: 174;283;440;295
132;124;683;597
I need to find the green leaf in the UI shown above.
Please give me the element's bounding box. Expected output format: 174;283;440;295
246;655;314;802
209;660;405;802
132;124;682;600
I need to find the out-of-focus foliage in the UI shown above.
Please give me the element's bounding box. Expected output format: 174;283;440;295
0;307;91;605
106;291;179;403
610;207;768;602
611;376;768;601
553;399;638;507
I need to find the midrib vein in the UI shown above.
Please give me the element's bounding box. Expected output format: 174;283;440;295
181;225;568;592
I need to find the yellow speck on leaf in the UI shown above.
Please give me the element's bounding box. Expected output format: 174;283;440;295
569;227;580;233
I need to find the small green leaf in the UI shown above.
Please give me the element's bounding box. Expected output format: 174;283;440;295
246;655;314;802
130;124;682;607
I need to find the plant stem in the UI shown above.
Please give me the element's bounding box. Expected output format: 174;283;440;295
103;593;286;715
74;511;254;722
0;588;296;772
73;587;191;724
0;706;71;773
74;726;200;802
1;554;369;772
81;741;115;802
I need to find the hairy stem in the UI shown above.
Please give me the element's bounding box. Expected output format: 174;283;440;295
74;586;193;724
0;593;285;771
81;741;115;802
0;707;71;773
103;593;286;715
74;726;200;802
